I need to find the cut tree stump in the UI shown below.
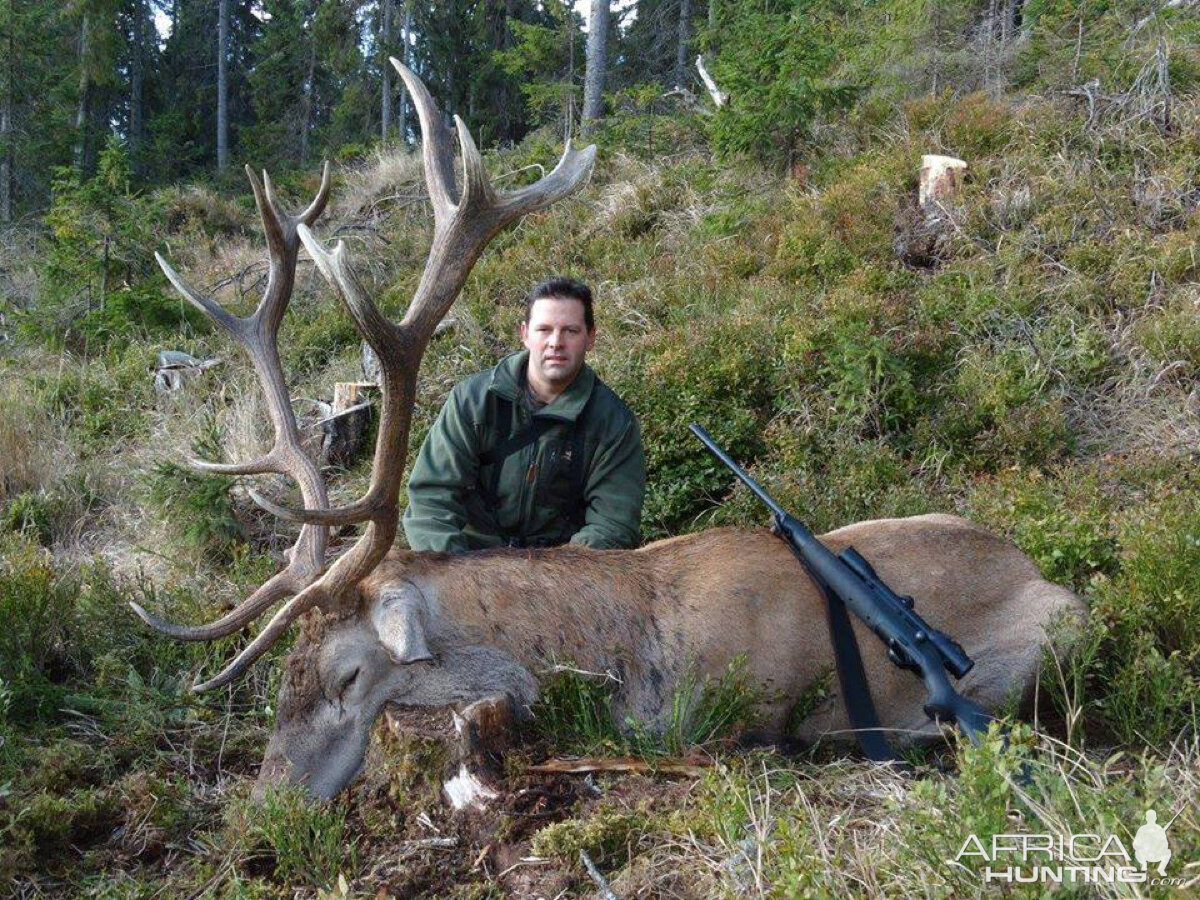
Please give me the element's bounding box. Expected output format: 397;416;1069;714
919;154;967;213
385;694;518;812
318;381;376;468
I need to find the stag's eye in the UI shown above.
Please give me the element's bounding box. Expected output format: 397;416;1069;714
337;667;361;697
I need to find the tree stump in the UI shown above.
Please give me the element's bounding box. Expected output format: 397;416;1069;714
318;381;376;468
919;154;967;213
385;693;518;812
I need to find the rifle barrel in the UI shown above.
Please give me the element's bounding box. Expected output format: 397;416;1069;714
689;423;786;519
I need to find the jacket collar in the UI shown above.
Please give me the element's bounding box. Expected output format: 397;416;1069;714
488;350;595;422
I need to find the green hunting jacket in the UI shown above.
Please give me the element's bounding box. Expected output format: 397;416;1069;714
402;350;645;552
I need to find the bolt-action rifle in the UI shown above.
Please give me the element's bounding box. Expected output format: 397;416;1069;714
690;423;993;750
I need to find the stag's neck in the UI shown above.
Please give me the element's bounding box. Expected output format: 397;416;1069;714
380;547;665;681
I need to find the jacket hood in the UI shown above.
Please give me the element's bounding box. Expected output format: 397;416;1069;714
487;350;596;423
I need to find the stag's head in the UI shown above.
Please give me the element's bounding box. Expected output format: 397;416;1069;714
134;61;593;798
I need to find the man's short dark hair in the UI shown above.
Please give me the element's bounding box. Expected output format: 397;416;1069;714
526;277;594;331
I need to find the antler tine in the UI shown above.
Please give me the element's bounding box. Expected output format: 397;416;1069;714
298;160;333;227
297;227;399;352
247;487;379;525
245;165;287;257
186;454;279;476
390;58;459;222
452;116;496;212
154;252;243;337
129;566;300;640
497;140;598;220
191;577;333;692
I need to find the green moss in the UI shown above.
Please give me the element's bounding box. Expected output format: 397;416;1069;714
530;806;650;865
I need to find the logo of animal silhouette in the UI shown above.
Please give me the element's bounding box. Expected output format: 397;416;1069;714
1133;809;1176;876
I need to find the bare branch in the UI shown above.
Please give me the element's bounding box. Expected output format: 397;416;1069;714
696;55;727;108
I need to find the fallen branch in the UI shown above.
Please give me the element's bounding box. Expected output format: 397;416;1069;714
527;755;711;777
695;55;727;108
580;849;620;900
539;663;623;684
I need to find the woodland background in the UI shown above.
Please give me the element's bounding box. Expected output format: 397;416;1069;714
2;0;1200;896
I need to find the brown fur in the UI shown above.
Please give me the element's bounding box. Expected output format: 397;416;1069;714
360;515;1085;741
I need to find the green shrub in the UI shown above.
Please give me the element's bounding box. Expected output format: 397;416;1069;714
942;92;1015;159
533;655;766;758
707;0;858;167
146;414;245;561
613;314;783;536
531;666;623;755
1045;489;1200;746
627;654;764;757
2;492;61;546
243;783;358;889
966;469;1120;591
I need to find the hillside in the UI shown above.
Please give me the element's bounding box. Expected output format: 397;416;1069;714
3;2;1200;896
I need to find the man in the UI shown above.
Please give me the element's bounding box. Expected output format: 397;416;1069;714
402;277;645;552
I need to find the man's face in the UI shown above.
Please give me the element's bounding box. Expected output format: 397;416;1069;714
520;297;596;390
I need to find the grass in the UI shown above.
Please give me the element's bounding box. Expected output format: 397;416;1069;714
530;654;765;758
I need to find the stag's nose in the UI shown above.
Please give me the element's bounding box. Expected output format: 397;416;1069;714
252;750;291;800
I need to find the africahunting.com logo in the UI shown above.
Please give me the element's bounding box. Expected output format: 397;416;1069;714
949;807;1187;887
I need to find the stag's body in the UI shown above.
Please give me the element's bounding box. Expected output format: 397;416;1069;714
363;514;1082;741
254;513;1082;798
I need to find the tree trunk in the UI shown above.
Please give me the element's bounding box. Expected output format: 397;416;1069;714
75;12;93;175
217;0;229;173
675;0;692;89
398;0;412;143
300;32;316;165
581;0;609;130
1;0;12;222
381;0;392;141
564;8;575;141
130;0;145;172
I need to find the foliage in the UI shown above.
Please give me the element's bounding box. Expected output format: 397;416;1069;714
494;0;581;132
241;783;358;889
532;655;765;758
708;0;859;167
146;413;245;562
32;139;204;350
530;805;650;865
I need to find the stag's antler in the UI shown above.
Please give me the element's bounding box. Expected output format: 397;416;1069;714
131;164;332;647
138;63;595;692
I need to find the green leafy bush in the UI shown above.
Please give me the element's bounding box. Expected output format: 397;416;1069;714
146;414;246;561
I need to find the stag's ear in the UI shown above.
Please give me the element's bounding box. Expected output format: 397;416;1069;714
372;584;434;664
